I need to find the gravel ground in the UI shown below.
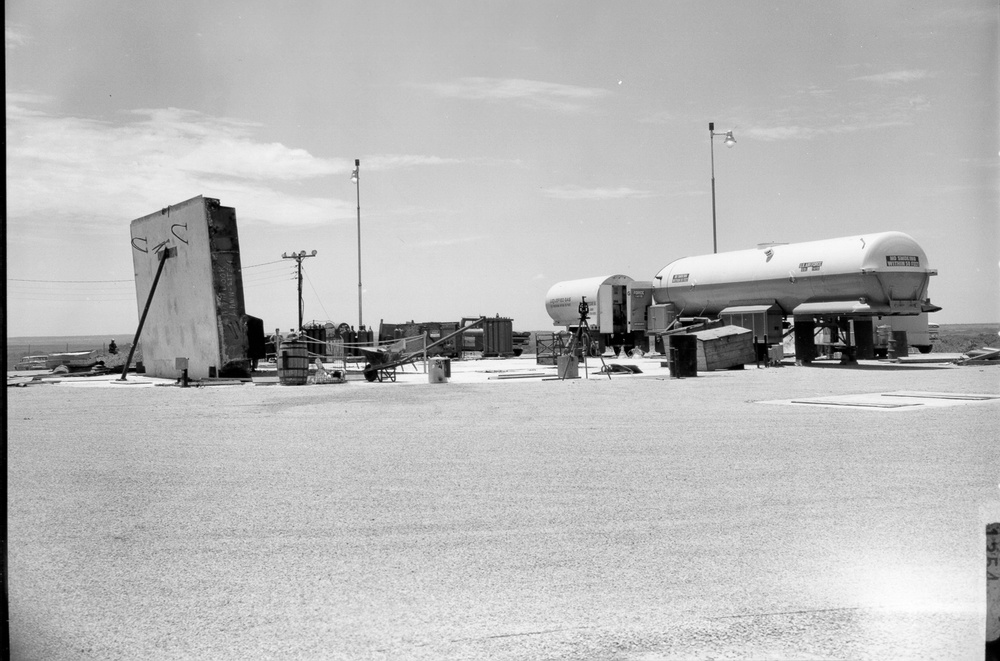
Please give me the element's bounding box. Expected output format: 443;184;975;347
7;358;999;660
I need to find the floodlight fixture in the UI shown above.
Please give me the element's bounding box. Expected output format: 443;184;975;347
709;122;738;254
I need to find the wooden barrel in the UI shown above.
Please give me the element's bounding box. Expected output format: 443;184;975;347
278;341;309;385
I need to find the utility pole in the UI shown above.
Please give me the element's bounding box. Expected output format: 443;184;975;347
708;121;736;254
282;250;317;331
351;158;363;330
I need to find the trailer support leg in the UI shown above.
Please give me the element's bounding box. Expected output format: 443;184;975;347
854;318;875;360
793;317;816;365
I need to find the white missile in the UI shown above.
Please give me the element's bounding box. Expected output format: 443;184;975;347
652;231;939;318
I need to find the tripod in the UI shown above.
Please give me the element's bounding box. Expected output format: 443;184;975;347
562;297;610;380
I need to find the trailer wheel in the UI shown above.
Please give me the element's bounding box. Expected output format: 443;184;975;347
916;345;932;354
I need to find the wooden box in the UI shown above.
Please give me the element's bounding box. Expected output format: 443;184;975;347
693;325;755;371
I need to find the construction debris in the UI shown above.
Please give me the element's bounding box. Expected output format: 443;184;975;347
310;358;346;384
954;347;1000;365
599;364;643;375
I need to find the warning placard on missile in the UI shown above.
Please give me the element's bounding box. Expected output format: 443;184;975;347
886;255;920;267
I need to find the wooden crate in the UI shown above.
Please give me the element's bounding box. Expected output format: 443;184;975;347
693;325;755;371
535;331;570;365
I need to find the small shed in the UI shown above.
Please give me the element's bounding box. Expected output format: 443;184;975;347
692;325;755;371
719;304;783;344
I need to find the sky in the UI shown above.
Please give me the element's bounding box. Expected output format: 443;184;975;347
6;1;999;337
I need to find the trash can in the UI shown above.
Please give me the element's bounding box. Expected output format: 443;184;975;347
768;344;784;365
278;341;309;385
889;331;909;359
428;357;449;383
556;354;579;379
666;334;697;378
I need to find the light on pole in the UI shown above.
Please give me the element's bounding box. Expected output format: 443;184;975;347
282;250;317;331
351;158;363;330
709;122;736;254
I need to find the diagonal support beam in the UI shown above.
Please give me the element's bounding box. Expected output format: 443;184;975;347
119;246;175;381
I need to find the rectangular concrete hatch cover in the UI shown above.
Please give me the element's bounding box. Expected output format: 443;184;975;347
758;391;1000;411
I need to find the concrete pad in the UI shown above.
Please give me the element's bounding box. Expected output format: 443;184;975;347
7;358;997;659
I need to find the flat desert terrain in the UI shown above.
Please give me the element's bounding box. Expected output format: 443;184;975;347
7;357;1000;660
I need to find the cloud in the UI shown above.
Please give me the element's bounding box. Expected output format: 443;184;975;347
127;108;342;181
5;23;29;50
5;97;459;231
6;90;53;110
737;78;932;141
743;116;914;142
926;6;999;24
743;124;853;141
852;70;932;85
364;154;465;170
6;99;347;227
420;77;611;113
411;234;486;249
638;110;676;125
541;185;658;201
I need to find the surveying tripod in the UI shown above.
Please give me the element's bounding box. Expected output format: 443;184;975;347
562;297;610;380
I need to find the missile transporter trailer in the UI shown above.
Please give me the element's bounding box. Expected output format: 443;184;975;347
546;232;939;363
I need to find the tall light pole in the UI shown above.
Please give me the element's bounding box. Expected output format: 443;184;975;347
282;250;317;331
351;158;363;330
709;122;736;254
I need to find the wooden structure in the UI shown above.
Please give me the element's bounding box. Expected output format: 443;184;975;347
534;331;572;365
692;325;755;371
129;196;250;379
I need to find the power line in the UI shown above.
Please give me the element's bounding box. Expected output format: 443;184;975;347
9;259;286;285
9;278;133;283
243;262;296;286
244;265;293;275
8;279;136;301
243;271;294;282
7;293;135;302
243;275;296;288
243;259;285;269
303;269;332;322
